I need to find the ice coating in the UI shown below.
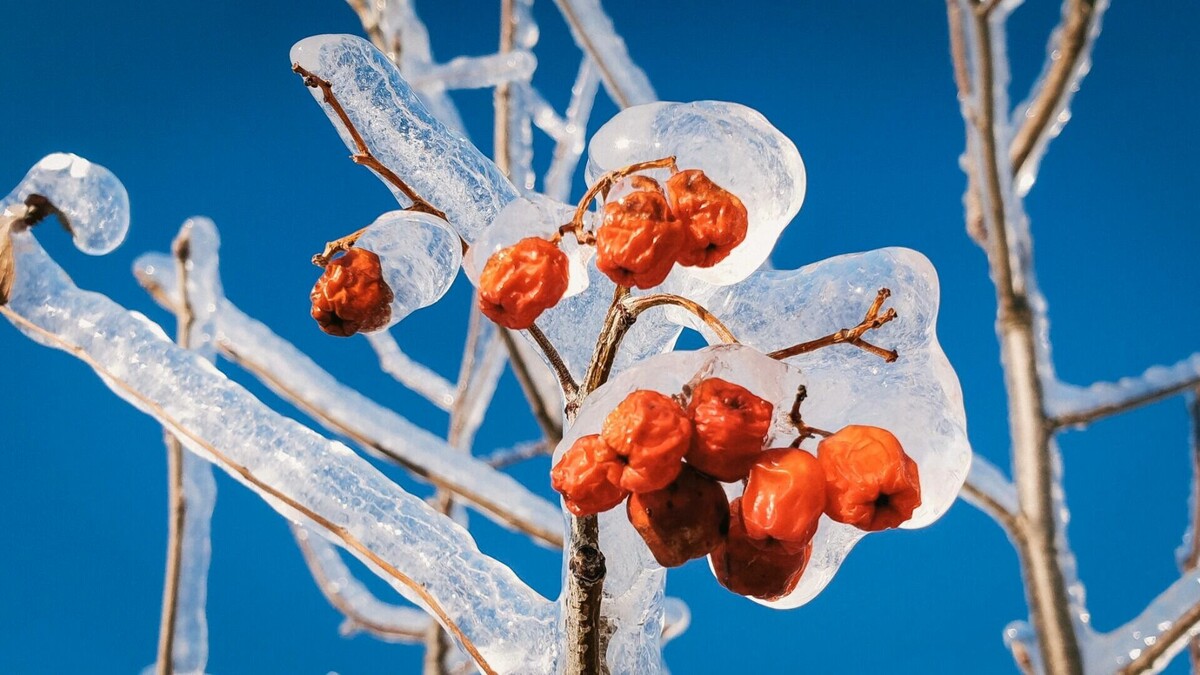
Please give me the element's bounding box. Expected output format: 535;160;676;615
5;233;558;673
586;101;806;286
963;454;1017;517
410;50;536;91
1045;353;1200;426
543;59;602;203
293;526;430;643
365;331;456;411
660;597;691;645
1082;569;1200;672
461;196;592;299
3;153;129;254
549;0;656;108
352;210;462;327
134;252;563;546
291;35;518;242
373;0;467;134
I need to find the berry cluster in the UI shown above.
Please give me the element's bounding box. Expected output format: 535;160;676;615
476;166;748;330
551;378;922;601
310;247;394;336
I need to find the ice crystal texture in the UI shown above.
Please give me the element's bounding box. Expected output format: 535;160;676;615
5;152;129;254
352;210;462;327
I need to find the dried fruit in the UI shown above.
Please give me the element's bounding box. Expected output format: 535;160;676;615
712;498;812;601
627;465;730;567
741;448;826;544
478;236;570;330
550;434;628;517
666;169;749;268
601;389;693;493
685;377;773;481
595;186;683;289
310;247;394;337
818;425;921;531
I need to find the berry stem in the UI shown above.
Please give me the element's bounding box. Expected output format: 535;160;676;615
559;156;678;244
293;63;447;221
624;293;739;345
786;385;832;446
767;288;900;362
526;322;579;398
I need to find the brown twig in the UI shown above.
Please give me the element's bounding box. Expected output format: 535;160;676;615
766;288;898;363
560;156;677;244
1186;389;1200;672
527;323;579;399
0;306;500;675
499;330;565;445
155;231;197;675
1048;375;1200;430
1118;600;1200;675
293;63;446;221
785;386;832;446
624;293;738;345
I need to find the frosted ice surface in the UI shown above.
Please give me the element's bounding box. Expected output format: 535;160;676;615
375;0;467;135
3;153;129;255
291;35;518;243
411;50;537;91
134;252;562;545
365;331;455;411
1084;569;1200;673
660;597;690;645
543;58;601;203
1046;353;1200;424
8;233;556;673
352;210;462;328
586;101;806;286
550;0;656;107
964;455;1017;517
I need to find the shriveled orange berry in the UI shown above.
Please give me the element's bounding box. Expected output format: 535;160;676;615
712;498;811;601
666;169;749;268
626;465;730;568
817;425;921;531
310;248;394;337
741;448;826;544
685;377;773;481
551;434;628;517
601;389;692;493
478;237;569;330
595;187;683;289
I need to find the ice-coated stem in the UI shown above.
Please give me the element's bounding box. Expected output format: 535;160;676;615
365;331;456;411
543;58;601;202
1047;354;1200;430
948;2;1083;672
960;455;1019;534
1184;390;1200;672
550;0;655;108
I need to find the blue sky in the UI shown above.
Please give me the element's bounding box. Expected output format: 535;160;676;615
2;1;1198;673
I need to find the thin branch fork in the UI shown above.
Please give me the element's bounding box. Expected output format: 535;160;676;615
767;288;899;363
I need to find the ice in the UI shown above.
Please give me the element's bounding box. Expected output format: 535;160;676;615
352;210;462;328
373;0;467;134
549;0;656;108
451;310;508;450
3;152;129;255
1083;569;1200;673
5;230;558;673
291;35;518;243
543;58;601;203
134;248;563;547
411;50;537;91
523;85;569;141
293;525;429;643
586;101;806;286
365;330;455;411
1046;353;1200;426
963;454;1018;518
660;597;690;645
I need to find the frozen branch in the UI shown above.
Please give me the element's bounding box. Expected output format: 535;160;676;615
550;0;655;108
1082;567;1200;674
482;440;549;469
543;58;601;202
960;455;1019;534
365;331;456;411
135;253;563;548
411;50;536;91
1047;354;1200;430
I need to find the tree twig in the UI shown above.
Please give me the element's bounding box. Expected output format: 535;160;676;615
624;293;738;345
1185;389;1200;672
1049;374;1200;430
766;288;898;362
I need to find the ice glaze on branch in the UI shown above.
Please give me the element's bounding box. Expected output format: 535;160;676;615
1047;354;1200;430
767;288;898;363
549;0;655;109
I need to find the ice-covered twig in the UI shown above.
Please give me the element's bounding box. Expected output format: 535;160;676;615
550;0;655;108
365;331;455;411
410;50;536;91
3;233;558;675
960;455;1019;533
522;86;569;141
543;58;601;202
293;525;429;643
135;254;563;548
482;440;549;469
1047;354;1200;430
1081;568;1200;674
766;287;898;362
155;222;219;675
499;329;565;444
1009;0;1108;196
1181;390;1200;671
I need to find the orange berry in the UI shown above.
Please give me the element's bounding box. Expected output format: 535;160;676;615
550;434;628;517
626;465;730;568
310;248;394;337
595;187;683;289
741;448;826;544
817;425;921;531
666;169;748;268
601;390;692;493
711;498;811;601
478;237;570;330
685;377;773;481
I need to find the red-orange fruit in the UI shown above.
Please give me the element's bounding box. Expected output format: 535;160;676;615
711;498;812;601
310;247;394;337
595;187;683;289
478;237;570;330
741;448;827;544
817;425;922;531
666;169;749;268
685;377;773;481
550;434;628;517
601;389;693;493
626;465;730;568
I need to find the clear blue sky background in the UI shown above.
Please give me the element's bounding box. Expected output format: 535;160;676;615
2;2;1198;673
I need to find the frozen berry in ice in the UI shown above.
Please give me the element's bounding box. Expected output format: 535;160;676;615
601;389;692;493
310;247;394;336
627;465;730;567
685;377;773;481
666;169;748;268
478;236;570;330
818;425;921;531
551;434;628;517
